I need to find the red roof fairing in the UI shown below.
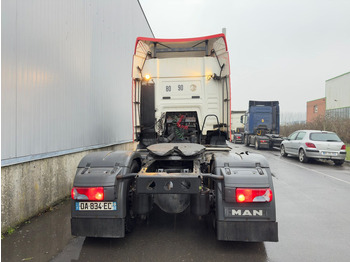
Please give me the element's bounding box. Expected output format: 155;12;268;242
134;33;228;55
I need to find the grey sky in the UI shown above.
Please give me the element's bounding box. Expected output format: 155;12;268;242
139;0;350;116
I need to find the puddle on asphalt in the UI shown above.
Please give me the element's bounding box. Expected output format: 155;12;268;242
1;199;74;262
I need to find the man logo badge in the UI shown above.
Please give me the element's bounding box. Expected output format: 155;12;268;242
231;209;264;216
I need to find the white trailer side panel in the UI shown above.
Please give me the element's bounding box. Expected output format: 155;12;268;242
1;0;154;164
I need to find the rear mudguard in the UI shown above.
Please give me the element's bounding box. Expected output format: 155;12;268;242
71;150;141;238
213;151;278;242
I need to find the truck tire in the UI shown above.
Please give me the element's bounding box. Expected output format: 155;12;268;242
280;145;288;157
255;139;260;150
244;135;249;146
298;149;309;163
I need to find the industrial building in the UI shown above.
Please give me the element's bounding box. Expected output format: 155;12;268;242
307;72;350;122
306;98;326;123
1;0;154;232
325;72;350;118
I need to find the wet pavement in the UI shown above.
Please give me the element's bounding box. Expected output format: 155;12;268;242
1;200;73;261
2;143;350;262
53;207;268;262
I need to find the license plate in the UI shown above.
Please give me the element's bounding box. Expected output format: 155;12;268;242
321;151;337;156
75;202;117;211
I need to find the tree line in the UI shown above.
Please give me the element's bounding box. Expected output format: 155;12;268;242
280;115;350;144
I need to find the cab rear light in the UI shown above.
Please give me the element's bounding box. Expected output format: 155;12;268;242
236;188;273;203
341;144;346;150
305;142;316;148
71;187;104;201
260;140;267;143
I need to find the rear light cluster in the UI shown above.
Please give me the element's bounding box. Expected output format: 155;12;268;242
236;188;273;203
341;144;346;150
305;142;316;148
71;187;104;201
260;140;267;143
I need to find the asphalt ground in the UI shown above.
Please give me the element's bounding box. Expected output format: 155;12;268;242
2;142;350;262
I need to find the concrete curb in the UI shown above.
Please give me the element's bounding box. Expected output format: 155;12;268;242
1;142;136;234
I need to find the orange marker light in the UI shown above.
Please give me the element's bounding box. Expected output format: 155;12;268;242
237;194;246;202
95;192;104;201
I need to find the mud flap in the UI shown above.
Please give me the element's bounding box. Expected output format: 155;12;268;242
212;151;278;242
71;150;141;238
216;221;278;242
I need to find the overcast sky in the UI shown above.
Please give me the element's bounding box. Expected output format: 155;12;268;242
139;0;350;118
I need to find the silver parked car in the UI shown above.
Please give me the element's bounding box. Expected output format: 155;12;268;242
280;130;346;165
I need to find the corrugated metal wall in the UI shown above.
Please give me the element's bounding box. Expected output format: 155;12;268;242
326;72;350;110
1;0;154;165
325;72;350;119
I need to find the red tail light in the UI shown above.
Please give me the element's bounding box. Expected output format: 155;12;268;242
71;187;104;201
305;142;316;148
341;144;346;150
260;140;267;143
236;188;273;203
237;136;241;139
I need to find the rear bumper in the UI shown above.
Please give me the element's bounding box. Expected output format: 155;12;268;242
305;150;346;161
71;217;125;238
216;221;278;242
259;142;270;149
233;135;243;143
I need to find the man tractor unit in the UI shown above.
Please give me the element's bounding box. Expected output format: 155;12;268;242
242;100;283;150
71;34;278;242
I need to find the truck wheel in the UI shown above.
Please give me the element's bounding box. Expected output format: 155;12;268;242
298;149;309;163
244;136;249;146
280;145;288;157
255;139;260;150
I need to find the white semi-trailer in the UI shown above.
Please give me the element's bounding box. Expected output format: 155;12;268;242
71;34;278;242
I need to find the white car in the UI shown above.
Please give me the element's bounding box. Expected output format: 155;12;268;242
280;130;346;166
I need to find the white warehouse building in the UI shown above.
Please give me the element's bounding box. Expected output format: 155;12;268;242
1;0;153;232
325;72;350;118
